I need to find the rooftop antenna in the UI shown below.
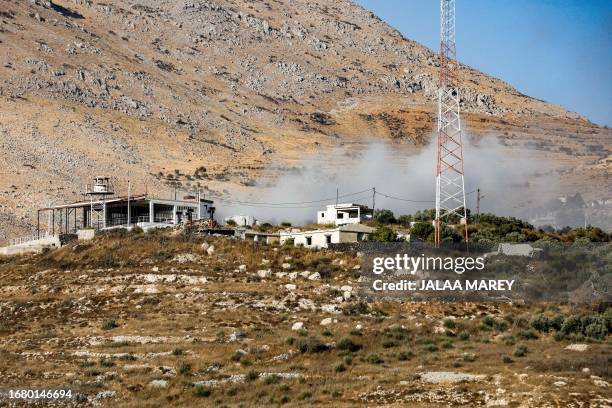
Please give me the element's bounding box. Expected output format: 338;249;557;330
435;0;469;247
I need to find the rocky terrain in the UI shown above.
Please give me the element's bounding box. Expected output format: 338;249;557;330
0;230;610;406
0;0;611;241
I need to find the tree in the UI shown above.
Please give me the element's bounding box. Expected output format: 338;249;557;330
410;222;434;240
372;226;398;242
374;209;396;224
397;214;413;226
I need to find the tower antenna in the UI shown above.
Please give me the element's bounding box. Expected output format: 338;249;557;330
435;0;468;247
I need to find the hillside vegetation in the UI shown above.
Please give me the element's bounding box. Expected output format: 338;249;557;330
0;229;610;406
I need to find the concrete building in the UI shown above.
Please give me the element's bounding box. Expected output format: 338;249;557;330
279;224;375;249
36;194;215;235
239;229;280;245
317;203;374;226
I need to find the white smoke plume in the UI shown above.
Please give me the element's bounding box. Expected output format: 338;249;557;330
217;136;558;225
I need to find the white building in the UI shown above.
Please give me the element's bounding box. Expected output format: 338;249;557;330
224;214;257;227
317;203;373;226
279;224;375;249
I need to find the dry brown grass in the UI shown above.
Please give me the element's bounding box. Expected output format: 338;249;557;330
0;230;609;406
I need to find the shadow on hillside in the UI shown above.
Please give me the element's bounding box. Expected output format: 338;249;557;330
51;2;84;19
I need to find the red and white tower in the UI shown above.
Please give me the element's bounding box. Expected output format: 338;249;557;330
435;0;468;246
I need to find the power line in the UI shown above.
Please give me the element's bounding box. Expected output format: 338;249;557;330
218;188;480;210
375;189;477;204
375;191;434;203
219;188;372;207
220;193;373;209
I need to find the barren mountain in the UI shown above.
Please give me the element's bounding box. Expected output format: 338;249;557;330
0;0;610;240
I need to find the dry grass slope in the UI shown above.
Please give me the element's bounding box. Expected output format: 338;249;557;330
0;229;610;406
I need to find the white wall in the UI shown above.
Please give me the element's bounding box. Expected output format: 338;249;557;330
317;206;362;226
0;235;61;256
280;229;340;249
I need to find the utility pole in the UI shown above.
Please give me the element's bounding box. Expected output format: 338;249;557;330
435;0;468;247
336;188;339;206
476;188;480;224
372;187;376;213
127;179;131;227
475;188;485;224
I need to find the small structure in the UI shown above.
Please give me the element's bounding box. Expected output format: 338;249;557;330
279;224;375;249
317;203;373;226
0;232;60;256
493;243;543;258
224;214;257;227
239;229;280;245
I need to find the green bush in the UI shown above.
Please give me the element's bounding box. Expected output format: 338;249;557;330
194;385;211;398
99;357;114;367
101;320;118;330
550;315;565;331
513;345;528;357
397;215;412;226
297;337;329;353
372;226;397;242
561;315;582;335
553;332;566;341
502;334;515;345
398;350;414;361
336;337;361;352
458;331;470;341
366;354;384;364
334;363;346;372
585;321;607;340
502;355;514;364
382;339;398;348
410;222;434;240
178;362;192;375
385;326;410;341
297;391;312;400
374;209;396;224
517;329;538;340
245;370;259;381
264;374;281;385
443;319;455;329
482;315;496;327
530;314;551;332
230;351;244;362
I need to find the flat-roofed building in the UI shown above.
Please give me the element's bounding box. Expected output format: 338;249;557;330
317;203;373;226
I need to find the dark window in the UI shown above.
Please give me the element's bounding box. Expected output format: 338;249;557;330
325;235;331;244
306;236;312;246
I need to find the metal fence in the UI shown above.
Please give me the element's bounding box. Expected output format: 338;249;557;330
9;231;51;246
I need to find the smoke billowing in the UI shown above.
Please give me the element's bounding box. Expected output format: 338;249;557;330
218;136;558;225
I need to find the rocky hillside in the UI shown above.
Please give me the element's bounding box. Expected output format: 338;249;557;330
0;231;609;406
0;0;610;239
